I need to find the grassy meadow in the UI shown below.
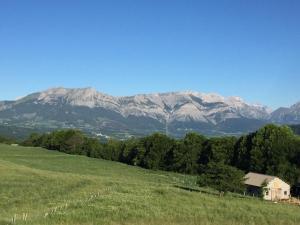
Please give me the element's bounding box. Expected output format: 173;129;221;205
0;143;300;225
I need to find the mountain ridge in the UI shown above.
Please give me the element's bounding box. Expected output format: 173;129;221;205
0;87;298;139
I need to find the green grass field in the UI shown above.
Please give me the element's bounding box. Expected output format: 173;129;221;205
1;143;300;225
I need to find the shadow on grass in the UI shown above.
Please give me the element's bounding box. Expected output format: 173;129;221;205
174;185;219;196
174;185;254;200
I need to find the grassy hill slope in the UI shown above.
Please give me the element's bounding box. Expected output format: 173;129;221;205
0;144;299;225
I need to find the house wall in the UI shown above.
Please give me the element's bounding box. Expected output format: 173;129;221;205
263;178;290;201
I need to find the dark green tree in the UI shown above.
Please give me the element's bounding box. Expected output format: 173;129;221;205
199;136;237;166
22;133;42;147
172;132;206;174
197;162;245;194
232;134;254;171
250;124;294;176
121;138;145;166
84;138;103;158
140;133;175;170
102;139;123;161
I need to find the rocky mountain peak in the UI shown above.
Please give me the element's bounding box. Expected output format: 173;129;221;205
1;87;298;138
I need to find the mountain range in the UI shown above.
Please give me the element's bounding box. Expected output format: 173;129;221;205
0;87;299;139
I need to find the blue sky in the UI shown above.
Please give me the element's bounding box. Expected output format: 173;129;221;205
0;0;299;109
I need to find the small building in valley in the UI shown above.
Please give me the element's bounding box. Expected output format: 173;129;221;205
244;172;290;201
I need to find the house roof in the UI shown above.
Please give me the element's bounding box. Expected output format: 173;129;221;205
244;172;276;187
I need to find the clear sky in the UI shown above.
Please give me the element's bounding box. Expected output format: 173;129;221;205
0;0;299;109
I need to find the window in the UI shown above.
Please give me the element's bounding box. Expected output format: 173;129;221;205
284;191;287;195
265;191;269;196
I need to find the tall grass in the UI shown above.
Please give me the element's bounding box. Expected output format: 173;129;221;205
0;143;299;225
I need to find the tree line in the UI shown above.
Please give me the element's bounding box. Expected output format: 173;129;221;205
0;135;15;144
16;124;300;194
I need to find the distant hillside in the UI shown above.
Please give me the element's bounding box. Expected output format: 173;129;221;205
0;125;51;140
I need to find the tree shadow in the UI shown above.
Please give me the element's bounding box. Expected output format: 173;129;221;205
174;185;252;199
174;185;219;196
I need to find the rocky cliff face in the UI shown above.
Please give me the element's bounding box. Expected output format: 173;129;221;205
271;102;300;124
